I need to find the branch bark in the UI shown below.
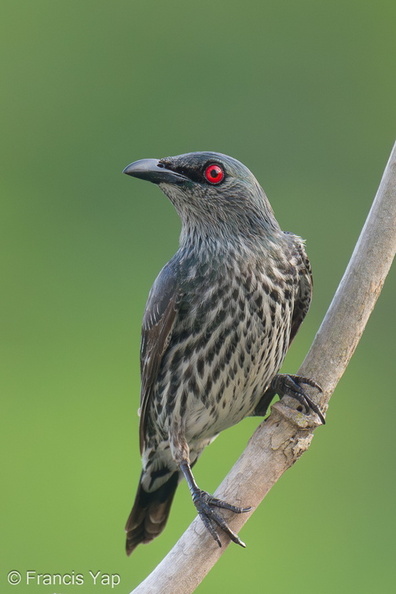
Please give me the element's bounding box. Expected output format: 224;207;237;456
130;143;396;594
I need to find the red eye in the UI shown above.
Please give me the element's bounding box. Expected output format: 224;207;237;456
204;164;224;185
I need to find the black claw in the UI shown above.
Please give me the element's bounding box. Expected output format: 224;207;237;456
199;509;222;547
180;461;250;548
208;495;252;514
272;374;325;425
192;488;249;547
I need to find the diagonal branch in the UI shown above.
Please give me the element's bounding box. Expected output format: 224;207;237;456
130;142;396;594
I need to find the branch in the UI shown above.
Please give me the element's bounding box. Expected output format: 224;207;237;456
130;143;396;594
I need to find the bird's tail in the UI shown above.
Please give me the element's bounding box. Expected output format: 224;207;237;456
125;470;179;555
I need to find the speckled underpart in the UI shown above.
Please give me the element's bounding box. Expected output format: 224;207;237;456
141;238;302;489
123;151;313;553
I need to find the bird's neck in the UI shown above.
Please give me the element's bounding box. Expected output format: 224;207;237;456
178;222;283;261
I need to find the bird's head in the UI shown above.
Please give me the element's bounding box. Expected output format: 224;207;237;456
123;151;280;244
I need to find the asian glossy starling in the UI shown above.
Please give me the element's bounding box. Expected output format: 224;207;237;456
123;151;323;555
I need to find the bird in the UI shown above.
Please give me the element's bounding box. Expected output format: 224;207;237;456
122;151;324;555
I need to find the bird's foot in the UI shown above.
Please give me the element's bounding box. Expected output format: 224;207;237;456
192;488;251;548
272;373;325;425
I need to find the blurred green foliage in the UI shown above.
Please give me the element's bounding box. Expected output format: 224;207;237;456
1;1;395;592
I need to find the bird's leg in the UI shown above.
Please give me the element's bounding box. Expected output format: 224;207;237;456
169;422;251;547
179;460;251;548
271;373;325;424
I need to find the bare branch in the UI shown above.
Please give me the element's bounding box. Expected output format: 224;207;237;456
130;143;396;594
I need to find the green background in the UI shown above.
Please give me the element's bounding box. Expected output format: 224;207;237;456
1;1;395;592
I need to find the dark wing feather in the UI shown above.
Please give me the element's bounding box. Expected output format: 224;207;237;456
139;260;180;452
289;239;313;345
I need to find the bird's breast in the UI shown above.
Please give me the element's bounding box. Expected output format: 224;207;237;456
153;249;297;443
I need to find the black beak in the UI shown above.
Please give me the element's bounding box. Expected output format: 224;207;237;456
123;159;189;185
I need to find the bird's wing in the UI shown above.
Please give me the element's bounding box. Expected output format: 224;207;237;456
289;240;313;345
139;260;181;453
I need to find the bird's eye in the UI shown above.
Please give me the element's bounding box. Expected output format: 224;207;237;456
204;164;225;185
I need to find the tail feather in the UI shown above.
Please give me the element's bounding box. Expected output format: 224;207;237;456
125;471;179;555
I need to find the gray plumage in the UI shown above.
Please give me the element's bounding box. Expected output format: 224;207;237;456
123;151;322;555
